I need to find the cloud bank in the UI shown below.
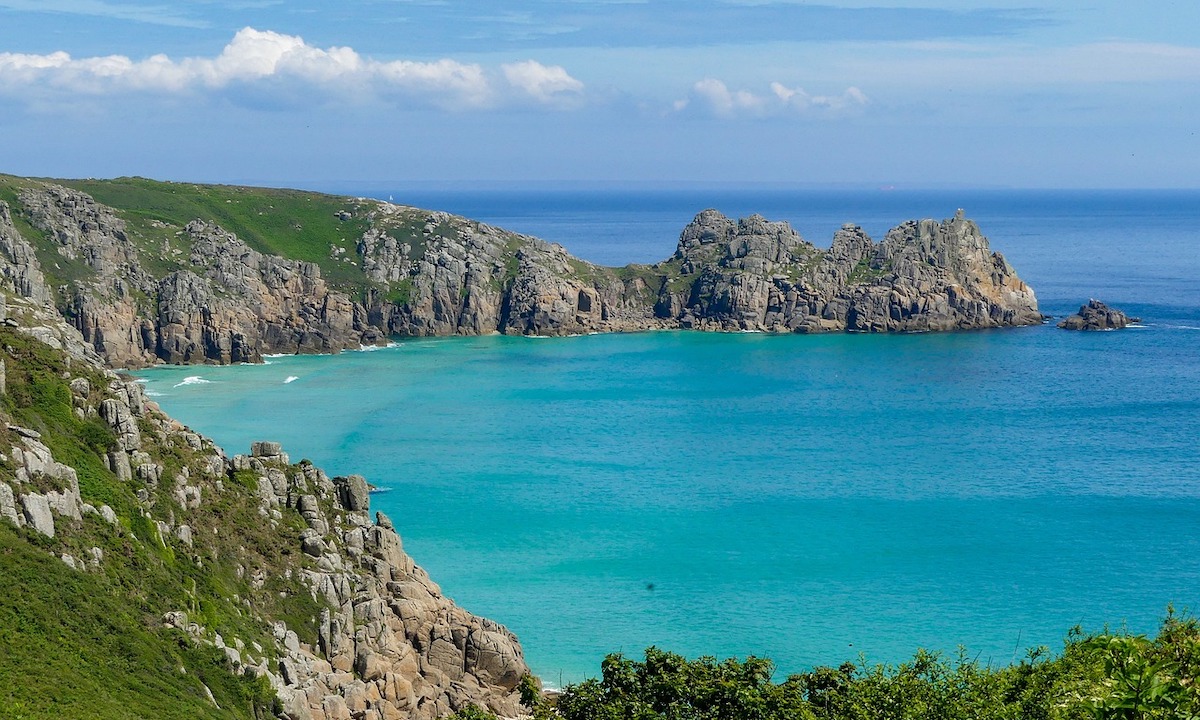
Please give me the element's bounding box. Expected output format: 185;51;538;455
677;78;868;118
0;27;585;110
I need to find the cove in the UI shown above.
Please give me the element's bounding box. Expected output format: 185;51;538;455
138;324;1200;684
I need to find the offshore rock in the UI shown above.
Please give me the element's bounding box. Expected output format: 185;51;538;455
1057;299;1139;330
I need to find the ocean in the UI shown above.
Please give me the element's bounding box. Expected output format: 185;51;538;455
137;188;1200;685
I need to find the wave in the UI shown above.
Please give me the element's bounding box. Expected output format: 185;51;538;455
284;376;299;384
173;376;211;388
357;341;402;352
144;390;164;397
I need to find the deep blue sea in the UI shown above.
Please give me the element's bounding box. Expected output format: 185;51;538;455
138;189;1200;686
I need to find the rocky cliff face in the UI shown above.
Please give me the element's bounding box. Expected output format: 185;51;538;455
4;185;380;367
654;209;1041;333
0;179;1041;368
0;304;530;718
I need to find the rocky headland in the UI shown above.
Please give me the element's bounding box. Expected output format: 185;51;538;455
1057;299;1140;330
0;282;529;718
0;176;1042;368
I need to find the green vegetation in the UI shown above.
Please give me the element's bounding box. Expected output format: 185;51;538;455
847;257;892;284
55;176;374;289
0;325;127;514
524;617;1199;720
0;523;273;720
0;323;344;719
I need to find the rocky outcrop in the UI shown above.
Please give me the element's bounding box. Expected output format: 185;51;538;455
2;422;85;538
10;185;378;367
0;201;54;307
1057;299;1139;330
160;221;366;362
5;180;1042;367
0;328;531;718
656;209;1042;333
231;446;530;720
359;206;657;338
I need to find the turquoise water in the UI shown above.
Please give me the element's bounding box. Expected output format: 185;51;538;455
138;190;1200;685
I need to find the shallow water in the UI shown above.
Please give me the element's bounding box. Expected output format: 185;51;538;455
139;189;1200;683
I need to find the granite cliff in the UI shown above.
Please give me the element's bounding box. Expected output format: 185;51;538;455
0;279;528;717
0;176;1041;368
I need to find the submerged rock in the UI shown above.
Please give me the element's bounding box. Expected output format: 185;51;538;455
1057;299;1140;330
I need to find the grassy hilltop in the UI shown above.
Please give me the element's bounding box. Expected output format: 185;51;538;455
0;174;383;291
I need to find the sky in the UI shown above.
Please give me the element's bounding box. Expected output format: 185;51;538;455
0;1;1197;188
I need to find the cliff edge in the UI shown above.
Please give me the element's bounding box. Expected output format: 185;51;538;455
0;176;1041;368
0;284;528;718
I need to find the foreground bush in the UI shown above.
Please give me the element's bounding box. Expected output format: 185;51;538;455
524;612;1199;720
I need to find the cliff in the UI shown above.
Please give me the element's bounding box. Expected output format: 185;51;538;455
0;175;1041;368
0;283;528;718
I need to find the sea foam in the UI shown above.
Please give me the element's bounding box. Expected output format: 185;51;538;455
173;376;211;388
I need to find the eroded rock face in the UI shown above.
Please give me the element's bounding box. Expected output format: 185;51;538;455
232;450;531;720
659;209;1042;333
1057;299;1139;330
12;186;376;367
0;201;54;307
8;184;1042;368
0;355;532;720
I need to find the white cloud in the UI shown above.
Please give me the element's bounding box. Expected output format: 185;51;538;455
677;78;868;118
689;78;768;117
770;82;869;112
0;27;583;111
502;60;585;105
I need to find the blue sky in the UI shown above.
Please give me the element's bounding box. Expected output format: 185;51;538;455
0;1;1197;188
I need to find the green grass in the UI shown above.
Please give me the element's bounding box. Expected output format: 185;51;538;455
56;176;375;290
847;257;891;284
0;322;344;718
0;523;274;720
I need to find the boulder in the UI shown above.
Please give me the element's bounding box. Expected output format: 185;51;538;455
0;483;20;527
20;493;55;537
1057;299;1139;330
336;474;370;512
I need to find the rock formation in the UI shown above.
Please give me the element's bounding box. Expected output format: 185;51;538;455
1057;299;1139;330
0;303;530;718
231;445;530;720
0;174;1050;717
654;208;1041;333
0;179;1043;368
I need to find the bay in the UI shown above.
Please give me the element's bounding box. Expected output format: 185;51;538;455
138;189;1200;684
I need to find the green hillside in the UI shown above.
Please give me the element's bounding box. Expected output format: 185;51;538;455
0;325;322;719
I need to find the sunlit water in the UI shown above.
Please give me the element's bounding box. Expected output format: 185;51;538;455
139;189;1200;684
